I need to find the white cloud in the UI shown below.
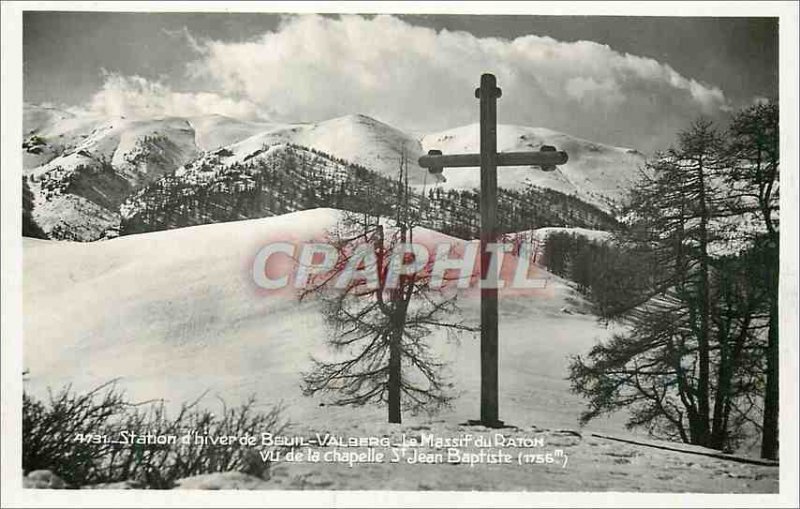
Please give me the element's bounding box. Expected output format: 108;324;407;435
87;15;731;153
89;74;263;120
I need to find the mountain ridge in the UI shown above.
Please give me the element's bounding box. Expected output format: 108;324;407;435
22;106;643;241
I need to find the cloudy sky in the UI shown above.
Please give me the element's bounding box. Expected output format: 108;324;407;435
23;12;777;153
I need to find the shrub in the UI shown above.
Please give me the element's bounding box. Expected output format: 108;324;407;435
23;381;286;489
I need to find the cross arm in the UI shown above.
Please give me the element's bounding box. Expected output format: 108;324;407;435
419;147;568;174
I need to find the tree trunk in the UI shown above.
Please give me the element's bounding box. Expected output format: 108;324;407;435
710;345;730;449
388;284;412;425
696;155;711;445
761;250;779;460
712;307;753;451
688;413;705;445
387;327;402;424
710;272;733;451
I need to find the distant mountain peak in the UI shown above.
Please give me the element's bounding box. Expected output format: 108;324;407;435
22;103;646;242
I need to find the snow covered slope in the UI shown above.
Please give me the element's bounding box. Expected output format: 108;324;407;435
422;124;646;210
503;226;613;262
23;208;778;491
512;226;613;247
179;116;645;207
22;107;266;171
24;207;624;433
187;115;277;152
26;117;201;240
528;226;613;242
28;117;199;182
23;104;103;170
276;114;424;180
184;114;428;183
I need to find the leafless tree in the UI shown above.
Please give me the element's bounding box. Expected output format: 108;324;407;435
300;149;476;423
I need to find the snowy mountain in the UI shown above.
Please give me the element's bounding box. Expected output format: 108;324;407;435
120;142;617;240
25;116;200;240
422;124;646;210
23;104;102;170
186;114;276;152
179;116;646;208
181;113;426;182
22;105;640;241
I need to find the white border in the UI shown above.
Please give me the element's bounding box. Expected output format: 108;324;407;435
2;2;798;507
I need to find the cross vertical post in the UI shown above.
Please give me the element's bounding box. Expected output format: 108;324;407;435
417;73;568;428
476;73;502;427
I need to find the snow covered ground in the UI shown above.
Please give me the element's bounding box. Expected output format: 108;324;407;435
525;226;613;243
262;423;778;492
505;226;613;251
22;208;777;492
23;208;607;429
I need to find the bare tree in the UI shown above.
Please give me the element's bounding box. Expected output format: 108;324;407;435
300;150;475;423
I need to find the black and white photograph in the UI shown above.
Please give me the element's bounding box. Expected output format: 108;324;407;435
1;2;798;507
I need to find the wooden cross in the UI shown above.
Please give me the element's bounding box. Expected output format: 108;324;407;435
418;73;568;427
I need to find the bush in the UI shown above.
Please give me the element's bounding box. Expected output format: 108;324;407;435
23;382;286;489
